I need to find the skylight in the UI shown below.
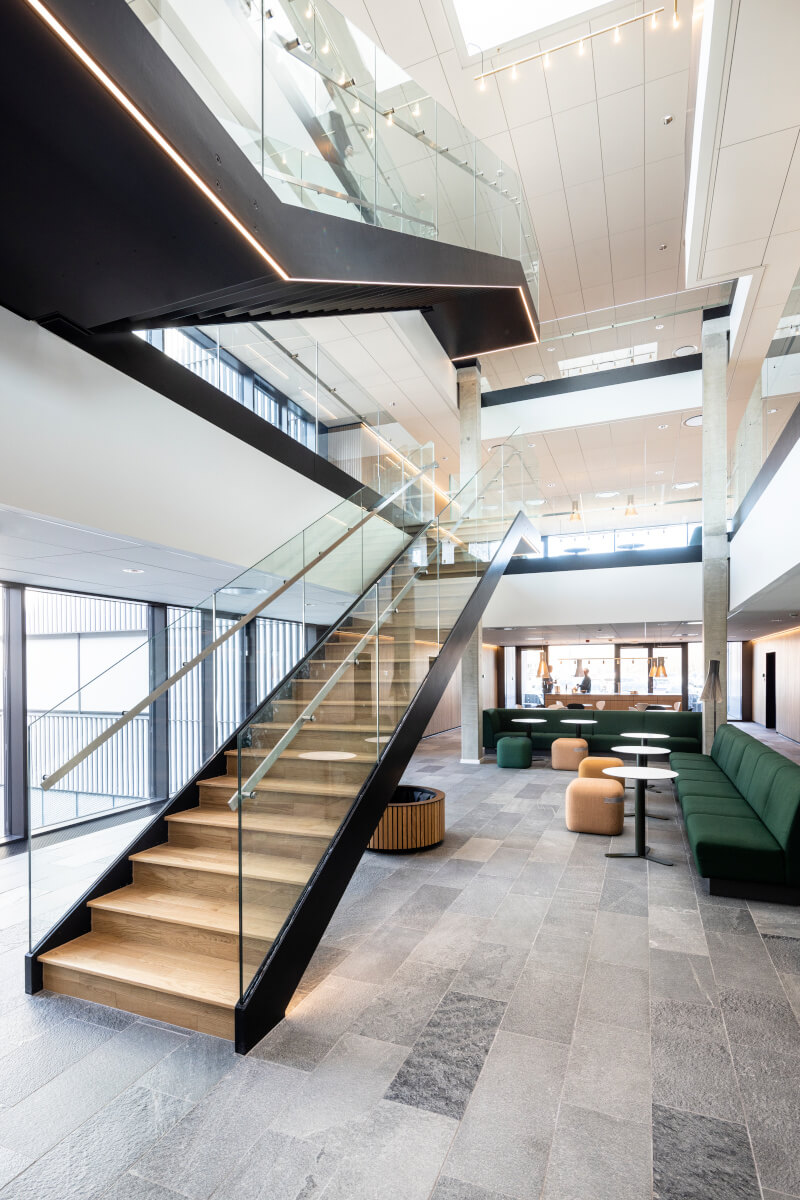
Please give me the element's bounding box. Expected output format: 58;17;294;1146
557;343;657;378
452;0;598;52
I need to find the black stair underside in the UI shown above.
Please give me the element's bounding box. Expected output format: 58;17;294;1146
0;0;537;360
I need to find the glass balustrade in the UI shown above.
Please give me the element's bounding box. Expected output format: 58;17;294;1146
27;476;432;949
126;0;538;300
235;443;528;999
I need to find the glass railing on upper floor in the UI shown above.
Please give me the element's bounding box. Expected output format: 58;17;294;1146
27;468;436;948
126;0;538;300
134;318;445;506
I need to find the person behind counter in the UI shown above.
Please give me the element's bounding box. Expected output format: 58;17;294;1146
579;668;592;693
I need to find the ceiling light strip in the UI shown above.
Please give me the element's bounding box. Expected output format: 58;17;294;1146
474;7;665;81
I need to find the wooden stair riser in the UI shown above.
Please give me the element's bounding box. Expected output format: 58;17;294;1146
169;819;331;864
250;725;392;752
308;655;433;680
197;787;352;820
133;860;303;910
272;698;407;721
290;678;414;702
41;963;235;1039
90;907;252;961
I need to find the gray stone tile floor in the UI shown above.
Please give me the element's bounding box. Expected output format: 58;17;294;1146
1;729;800;1197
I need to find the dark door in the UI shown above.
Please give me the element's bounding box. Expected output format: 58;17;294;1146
765;652;777;729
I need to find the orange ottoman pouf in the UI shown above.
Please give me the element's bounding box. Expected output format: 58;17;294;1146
565;777;625;834
579;756;624;780
551;737;588;770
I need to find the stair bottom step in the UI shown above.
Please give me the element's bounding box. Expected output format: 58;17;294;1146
39;933;239;1039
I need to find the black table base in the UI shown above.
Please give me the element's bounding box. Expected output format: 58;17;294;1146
607;779;673;866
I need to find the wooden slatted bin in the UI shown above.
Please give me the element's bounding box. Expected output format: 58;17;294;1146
368;786;446;852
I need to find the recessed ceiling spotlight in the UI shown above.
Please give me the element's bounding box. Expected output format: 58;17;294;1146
674;345;697;357
595;491;619;498
655;323;664;330
123;568;145;574
546;347;555;352
673;481;698;490
528;442;536;448
441;456;448;462
658;243;668;251
525;373;545;384
684;415;703;427
654;470;664;476
657;424;669;429
662;114;674;125
768;408;778;414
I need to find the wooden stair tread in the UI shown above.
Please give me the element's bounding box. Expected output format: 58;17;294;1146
167;807;341;839
131;843;315;885
251;721;394;733
200;774;355;799
38;933;239;1009
227;747;376;765
87;884;284;940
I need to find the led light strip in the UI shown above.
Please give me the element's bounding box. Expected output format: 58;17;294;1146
474;7;666;83
25;0;537;354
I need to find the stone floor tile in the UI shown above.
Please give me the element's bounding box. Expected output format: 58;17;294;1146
429;1178;515;1200
705;931;785;996
444;1032;569;1200
557;865;605;895
251;976;379;1071
0;1086;190;1200
481;893;549;948
97;1174;186;1199
748;904;800;937
139;1034;237;1104
448;877;513;919
307;1099;457;1200
541;1103;651;1200
649;949;717;1006
353;960;456;1046
651;999;742;1122
272;1033;409;1139
428;859;483;889
384;990;505;1120
579;960;650;1031
477;848;529;882
562;1020;651;1124
652;1103;760;1200
203;1128;338;1200
451;941;528;1001
509;861;563;897
502;966;581;1044
781;972;800;1023
763;934;800;974
527;928;590;979
728;1041;800;1194
539;895;598;940
598;875;649;916
408;912;490;970
695;902;758;936
331;923;423;983
132;1059;303;1200
719;989;800;1054
530;832;577;864
0;1021;185;1161
0;1016;114;1107
0;1148;28;1193
590;911;649;969
649;905;709;956
453;839;503;863
391;886;460;934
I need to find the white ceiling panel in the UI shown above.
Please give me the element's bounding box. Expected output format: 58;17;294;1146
706;130;798;252
720;0;800;147
604;165;645;235
643;71;689;162
598;87;644;176
552;103;603;187
539;29;597;114
610;228;646;279
531;188;574;251
565;178;609;243
590;3;644;98
644;154;685;226
575;237;613;289
368;0;437;67
509;116;564;196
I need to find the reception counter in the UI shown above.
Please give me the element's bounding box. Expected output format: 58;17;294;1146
543;693;682;711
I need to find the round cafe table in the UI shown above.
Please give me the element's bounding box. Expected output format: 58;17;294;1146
621;730;670;793
560;716;597;740
602;766;678;866
512;717;547;761
611;744;671;820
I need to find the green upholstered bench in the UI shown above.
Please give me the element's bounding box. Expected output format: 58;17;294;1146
672;723;800;903
483;707;701;756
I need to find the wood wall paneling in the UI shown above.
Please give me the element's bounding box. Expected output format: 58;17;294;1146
752;631;800;741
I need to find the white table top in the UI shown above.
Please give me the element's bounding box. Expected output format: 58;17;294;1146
611;744;670;756
298;750;357;761
561;718;598;726
512;718;547;724
620;731;670;740
603;766;678;781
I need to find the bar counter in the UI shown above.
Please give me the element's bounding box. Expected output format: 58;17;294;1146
543;693;682;711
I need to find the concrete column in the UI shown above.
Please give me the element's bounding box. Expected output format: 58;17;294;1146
701;315;729;753
734;376;764;511
458;361;483;763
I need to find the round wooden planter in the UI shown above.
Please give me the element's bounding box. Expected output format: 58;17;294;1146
368;786;446;852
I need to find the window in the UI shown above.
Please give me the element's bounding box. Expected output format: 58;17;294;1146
651;646;682;697
546;530;614;557
558;342;657;378
26;590;150;829
520;649;545;706
452;0;601;52
614;525;689;553
0;589;5;831
727;642;743;720
547;644;610;697
503;646;516;707
619;647;650;696
687;642;704;711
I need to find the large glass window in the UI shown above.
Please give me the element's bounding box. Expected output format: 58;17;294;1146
651;645;682;698
619;646;650;697
728;642;743;720
26;590;150;829
546;531;614;557
687;642;704;711
0;589;5;830
614;525;689;552
503;646;516;707
520;649;546;706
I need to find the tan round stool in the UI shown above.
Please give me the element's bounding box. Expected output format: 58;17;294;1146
565;777;625;834
551;737;588;770
579;755;624;780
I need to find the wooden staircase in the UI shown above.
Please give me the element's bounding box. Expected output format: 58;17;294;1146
36;622;428;1037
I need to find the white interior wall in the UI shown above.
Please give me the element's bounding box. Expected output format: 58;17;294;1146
730;438;800;611
484;561;703;627
0;307;339;570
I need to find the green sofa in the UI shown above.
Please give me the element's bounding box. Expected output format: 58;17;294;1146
672;723;800;901
483;707;702;756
